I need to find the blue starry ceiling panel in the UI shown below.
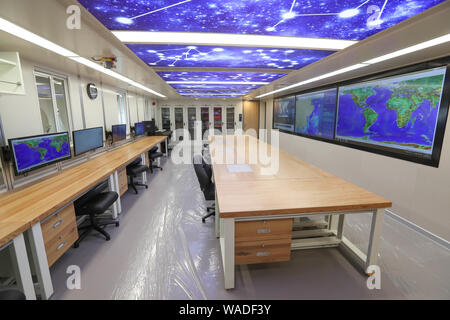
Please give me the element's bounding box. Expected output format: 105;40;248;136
157;71;286;82
169;83;263;90
78;0;445;41
127;44;335;69
177;90;251;96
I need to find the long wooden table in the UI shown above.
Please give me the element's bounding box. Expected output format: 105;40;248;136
209;135;391;289
0;136;166;299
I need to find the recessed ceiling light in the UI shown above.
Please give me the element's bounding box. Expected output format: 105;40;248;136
112;31;356;51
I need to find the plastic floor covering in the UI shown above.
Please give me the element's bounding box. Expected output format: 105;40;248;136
49;156;450;300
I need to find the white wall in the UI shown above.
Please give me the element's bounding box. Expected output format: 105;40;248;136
263;98;450;241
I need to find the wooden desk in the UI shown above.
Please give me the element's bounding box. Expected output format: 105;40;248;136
209;135;391;289
0;135;166;299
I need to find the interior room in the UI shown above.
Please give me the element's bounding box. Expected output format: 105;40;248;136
0;0;449;302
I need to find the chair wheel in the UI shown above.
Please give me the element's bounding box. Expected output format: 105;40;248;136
115;222;120;227
145;186;148;189
106;237;110;241
73;243;79;248
202;218;206;223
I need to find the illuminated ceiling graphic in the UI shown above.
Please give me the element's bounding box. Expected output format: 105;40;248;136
79;0;444;40
78;0;445;98
157;71;286;83
127;44;335;69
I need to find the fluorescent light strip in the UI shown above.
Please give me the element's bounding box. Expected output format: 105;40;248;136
167;81;268;85
0;18;165;98
363;33;450;64
112;31;356;51
257;33;450;99
256;64;368;98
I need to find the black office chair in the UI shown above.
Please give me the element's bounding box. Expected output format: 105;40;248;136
73;180;119;248
148;146;163;173
193;155;215;223
0;288;26;300
126;158;148;194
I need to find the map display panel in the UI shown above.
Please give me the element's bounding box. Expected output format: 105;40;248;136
11;132;71;174
295;89;337;139
336;67;447;156
274;96;295;131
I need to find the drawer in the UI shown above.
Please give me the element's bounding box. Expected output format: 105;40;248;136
118;167;128;195
41;204;76;245
235;238;291;265
235;218;293;242
45;222;78;267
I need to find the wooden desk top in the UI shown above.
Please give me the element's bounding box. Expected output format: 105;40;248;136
210;135;391;218
0;136;166;247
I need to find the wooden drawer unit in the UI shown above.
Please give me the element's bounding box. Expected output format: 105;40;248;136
235;238;291;265
118;167;128;196
41;203;78;267
235;218;293;242
145;152;150;167
45;223;78;267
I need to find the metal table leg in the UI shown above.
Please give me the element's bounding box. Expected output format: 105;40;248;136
26;223;54;299
8;234;36;300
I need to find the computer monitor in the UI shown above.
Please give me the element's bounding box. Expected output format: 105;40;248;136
135;122;145;136
73;127;104;156
9;132;71;175
112;124;126;143
143;120;156;135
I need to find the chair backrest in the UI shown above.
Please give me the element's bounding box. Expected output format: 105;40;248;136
128;157;142;168
74;180;108;209
202;157;213;181
193;154;210;191
149;146;158;153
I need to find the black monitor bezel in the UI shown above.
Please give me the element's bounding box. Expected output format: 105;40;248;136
72;126;104;157
8;131;72;176
272;57;450;167
111;124;127;144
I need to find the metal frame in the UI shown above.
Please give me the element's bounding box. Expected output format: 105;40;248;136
108;171;122;218
4;234;36;300
218;207;385;290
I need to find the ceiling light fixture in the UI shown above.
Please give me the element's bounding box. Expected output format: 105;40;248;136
167;81;269;85
256;33;450;99
0;17;166;98
112;31;357;51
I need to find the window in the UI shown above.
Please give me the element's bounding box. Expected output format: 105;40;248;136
117;92;127;124
35;72;71;134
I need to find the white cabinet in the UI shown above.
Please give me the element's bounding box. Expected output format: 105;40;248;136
0;52;25;95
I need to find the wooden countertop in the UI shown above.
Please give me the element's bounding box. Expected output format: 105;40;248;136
0;136;166;247
210;135;391;218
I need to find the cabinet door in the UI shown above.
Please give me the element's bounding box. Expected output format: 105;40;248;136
187;107;197;140
174;107;186;141
226;107;235;134
213;107;225;135
161;107;171;131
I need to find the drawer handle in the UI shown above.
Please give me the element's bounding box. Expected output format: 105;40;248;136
257;228;271;234
57;242;67;251
256;252;270;257
53;219;63;229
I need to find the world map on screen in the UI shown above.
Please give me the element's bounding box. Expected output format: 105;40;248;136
295;89;337;139
336;68;446;155
12;134;70;173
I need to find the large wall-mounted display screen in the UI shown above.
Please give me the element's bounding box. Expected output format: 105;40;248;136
273;96;295;131
9;132;71;175
295;88;337;139
336;67;447;158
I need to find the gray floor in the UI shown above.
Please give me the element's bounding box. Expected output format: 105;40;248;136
50;156;450;300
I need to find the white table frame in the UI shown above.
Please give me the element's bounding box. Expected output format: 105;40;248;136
218;207;384;290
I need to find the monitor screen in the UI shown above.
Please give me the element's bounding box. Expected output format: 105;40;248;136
112;124;127;143
295;88;337;139
73;127;104;156
143;120;155;134
336;67;447;158
135;122;145;136
9;132;71;175
273;96;295;131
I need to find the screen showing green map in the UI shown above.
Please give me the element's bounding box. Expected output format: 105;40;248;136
336;67;446;156
295;88;337;139
11;132;71;174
